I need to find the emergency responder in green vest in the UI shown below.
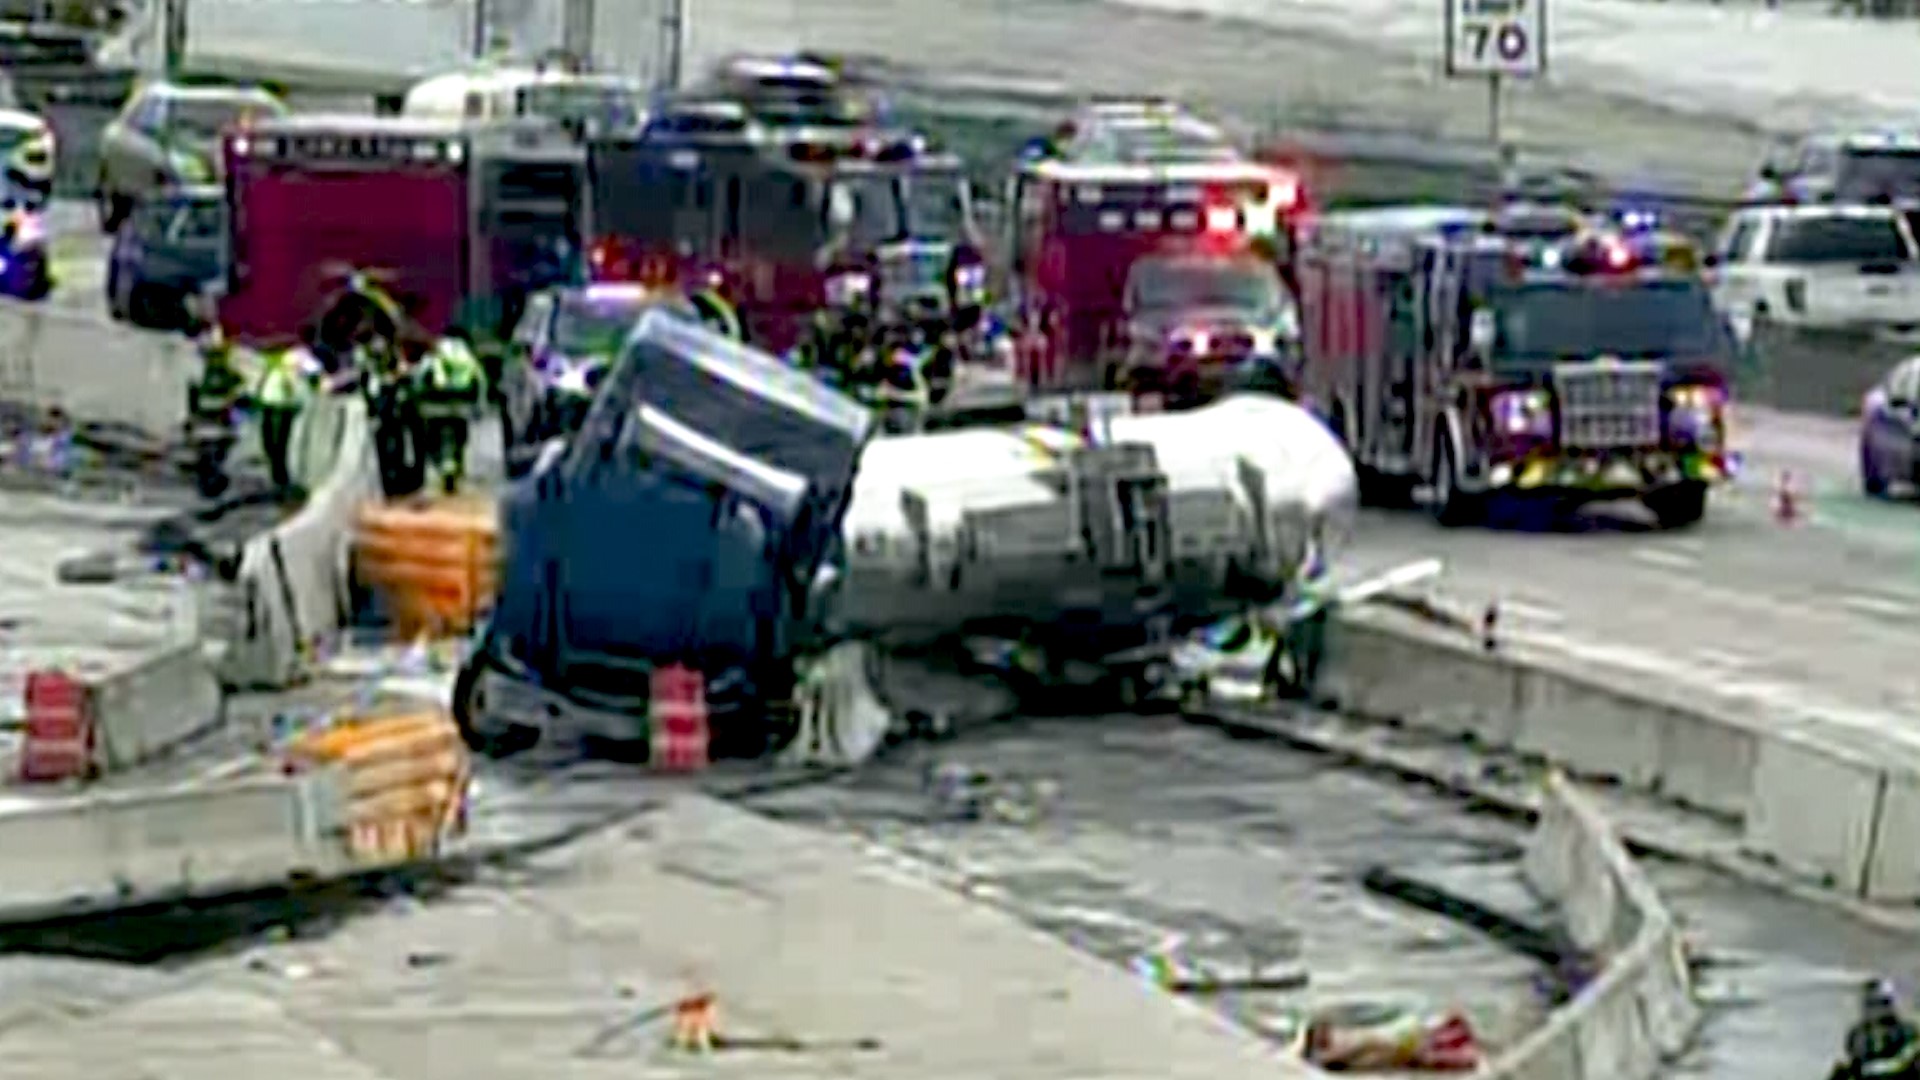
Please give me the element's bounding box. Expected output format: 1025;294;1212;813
253;337;318;497
415;328;486;494
686;286;742;342
186;329;246;497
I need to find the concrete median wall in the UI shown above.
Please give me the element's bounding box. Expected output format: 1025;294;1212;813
1325;605;1920;903
1485;774;1701;1080
0;774;330;918
84;638;223;774
0;299;200;442
219;393;377;690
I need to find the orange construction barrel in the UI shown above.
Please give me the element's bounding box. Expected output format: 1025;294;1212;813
355;496;499;641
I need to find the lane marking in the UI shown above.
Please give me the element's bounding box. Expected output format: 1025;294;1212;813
1630;547;1697;571
1690;648;1755;671
1840;593;1913;620
1495;599;1564;626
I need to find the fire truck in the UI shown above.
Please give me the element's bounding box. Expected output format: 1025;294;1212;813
1296;206;1735;529
582;58;984;355
1005;156;1305;403
217;114;586;350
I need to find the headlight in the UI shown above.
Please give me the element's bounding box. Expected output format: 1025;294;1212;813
9;212;44;248
1666;384;1724;447
1489;388;1552;438
825;271;871;307
952;262;986;299
552;360;597;395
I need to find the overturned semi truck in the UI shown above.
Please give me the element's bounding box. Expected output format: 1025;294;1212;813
453;312;1359;758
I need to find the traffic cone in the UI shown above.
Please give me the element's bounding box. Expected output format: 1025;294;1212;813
668;991;718;1052
1772;470;1800;524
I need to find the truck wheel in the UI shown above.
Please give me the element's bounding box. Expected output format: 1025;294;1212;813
1644;481;1709;529
452;649;539;757
1429;435;1484;527
1862;444;1890;498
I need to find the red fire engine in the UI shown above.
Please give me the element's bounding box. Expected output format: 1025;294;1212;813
218;114;586;349
1005;157;1304;400
583;58;983;354
1296;206;1735;529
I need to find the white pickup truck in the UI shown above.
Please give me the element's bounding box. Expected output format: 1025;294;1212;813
1710;204;1920;341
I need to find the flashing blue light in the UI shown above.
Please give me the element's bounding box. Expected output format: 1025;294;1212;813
1613;207;1659;232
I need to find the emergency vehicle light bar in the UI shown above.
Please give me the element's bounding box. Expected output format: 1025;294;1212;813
787;133;924;162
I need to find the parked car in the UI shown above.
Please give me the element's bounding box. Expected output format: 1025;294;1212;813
1747;129;1920;206
1710;204;1920;342
1861;354;1920;498
95;81;282;232
0;72;53;202
106;186;223;330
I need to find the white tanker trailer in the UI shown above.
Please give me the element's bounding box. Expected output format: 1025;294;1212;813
455;312;1357;756
834;397;1356;647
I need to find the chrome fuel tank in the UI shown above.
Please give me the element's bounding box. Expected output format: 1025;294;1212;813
831;393;1358;644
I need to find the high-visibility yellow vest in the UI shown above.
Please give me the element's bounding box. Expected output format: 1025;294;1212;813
254;349;310;408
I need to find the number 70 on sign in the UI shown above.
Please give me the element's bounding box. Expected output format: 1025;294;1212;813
1445;0;1547;78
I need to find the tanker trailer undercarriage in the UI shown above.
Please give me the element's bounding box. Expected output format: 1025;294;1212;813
452;313;1367;762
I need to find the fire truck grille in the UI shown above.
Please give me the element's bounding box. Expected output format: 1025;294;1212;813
877;246;950;307
1553;362;1663;450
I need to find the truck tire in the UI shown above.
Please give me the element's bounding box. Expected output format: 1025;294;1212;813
1429;433;1484;527
1644;481;1709;529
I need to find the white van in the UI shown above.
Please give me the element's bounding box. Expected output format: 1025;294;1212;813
402;64;646;135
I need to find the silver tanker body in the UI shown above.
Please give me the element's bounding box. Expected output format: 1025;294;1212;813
833;394;1358;646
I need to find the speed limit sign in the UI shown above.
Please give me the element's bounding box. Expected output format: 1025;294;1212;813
1445;0;1546;78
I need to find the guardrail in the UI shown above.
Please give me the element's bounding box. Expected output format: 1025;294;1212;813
1324;605;1920;904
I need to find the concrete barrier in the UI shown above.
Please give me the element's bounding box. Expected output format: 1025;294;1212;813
1487;774;1701;1080
84;639;222;774
0;774;327;917
1745;732;1886;895
218;394;377;690
1324;603;1920;906
0;301;199;442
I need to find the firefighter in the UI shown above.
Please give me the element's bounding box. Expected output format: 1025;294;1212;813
686;285;742;342
253;335;319;497
1837;980;1920;1080
185;329;246;497
415;328;486;494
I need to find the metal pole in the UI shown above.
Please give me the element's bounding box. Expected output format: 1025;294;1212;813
162;0;187;80
1488;73;1515;198
471;0;489;60
660;0;686;90
562;0;595;63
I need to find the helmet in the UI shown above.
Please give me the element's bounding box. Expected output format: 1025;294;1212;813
1865;979;1899;1011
